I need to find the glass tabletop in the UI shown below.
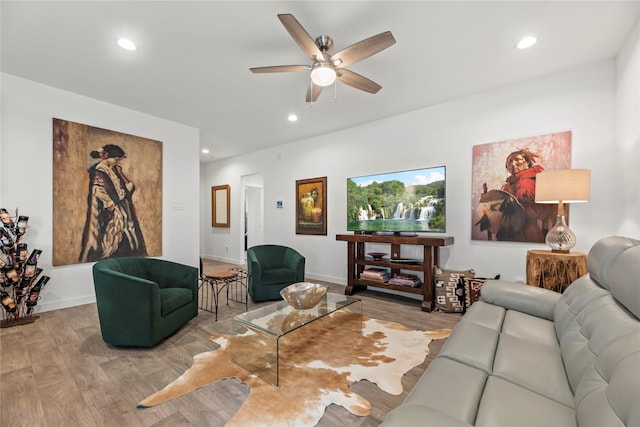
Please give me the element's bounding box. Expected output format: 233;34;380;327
231;292;362;386
233;292;361;337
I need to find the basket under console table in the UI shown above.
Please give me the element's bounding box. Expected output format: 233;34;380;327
336;234;454;312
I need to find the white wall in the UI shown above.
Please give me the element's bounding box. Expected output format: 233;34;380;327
202;59;628;288
1;73;201;312
615;19;640;237
201;152;266;263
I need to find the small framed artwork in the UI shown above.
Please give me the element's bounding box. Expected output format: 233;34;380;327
276;200;284;209
296;177;327;235
212;184;230;227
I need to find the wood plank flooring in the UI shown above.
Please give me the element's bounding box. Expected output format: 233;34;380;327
0;259;461;426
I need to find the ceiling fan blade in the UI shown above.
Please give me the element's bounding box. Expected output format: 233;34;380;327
278;14;324;61
330;31;396;68
250;65;309;73
306;82;323;103
336;69;382;94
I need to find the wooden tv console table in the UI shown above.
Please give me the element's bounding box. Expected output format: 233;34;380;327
336;234;454;312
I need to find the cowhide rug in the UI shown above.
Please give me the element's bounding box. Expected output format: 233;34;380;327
138;310;450;427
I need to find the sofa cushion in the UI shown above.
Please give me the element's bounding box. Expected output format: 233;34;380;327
557;288;640;393
574;336;640;427
493;333;574;407
609;245;640;317
586;236;639;290
475;377;577;427
405;357;487;425
261;268;298;286
553;275;609;339
501;310;558;349
159;288;193;316
461;300;505;330
439;321;499;374
382;404;473;427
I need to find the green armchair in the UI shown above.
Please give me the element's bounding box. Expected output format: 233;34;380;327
247;245;305;302
92;257;198;347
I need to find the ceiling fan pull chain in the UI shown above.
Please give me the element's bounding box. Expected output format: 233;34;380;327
333;81;337;103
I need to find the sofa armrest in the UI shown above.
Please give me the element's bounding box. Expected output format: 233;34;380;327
283;250;305;281
247;251;262;277
93;267;161;324
480;280;561;320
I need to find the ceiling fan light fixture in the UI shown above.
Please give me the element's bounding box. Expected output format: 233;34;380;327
252;14;395;101
310;63;336;87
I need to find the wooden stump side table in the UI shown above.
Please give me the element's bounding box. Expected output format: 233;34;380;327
526;250;588;293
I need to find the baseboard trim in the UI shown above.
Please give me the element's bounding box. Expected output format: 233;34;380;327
304;272;346;286
36;295;96;313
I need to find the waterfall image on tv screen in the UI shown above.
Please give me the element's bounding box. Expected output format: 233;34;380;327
347;166;446;233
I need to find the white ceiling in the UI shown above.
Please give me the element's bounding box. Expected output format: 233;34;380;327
2;1;639;163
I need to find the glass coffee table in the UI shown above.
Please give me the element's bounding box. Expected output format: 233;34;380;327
231;292;362;386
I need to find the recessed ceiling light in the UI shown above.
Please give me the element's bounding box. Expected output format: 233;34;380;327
201;148;210;154
117;38;136;51
288;114;298;122
516;36;537;49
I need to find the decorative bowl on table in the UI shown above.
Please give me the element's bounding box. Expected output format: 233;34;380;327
367;252;387;260
280;282;329;310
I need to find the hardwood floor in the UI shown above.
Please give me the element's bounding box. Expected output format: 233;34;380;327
0;259;461;426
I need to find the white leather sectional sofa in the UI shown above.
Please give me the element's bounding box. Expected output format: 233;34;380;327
381;236;640;427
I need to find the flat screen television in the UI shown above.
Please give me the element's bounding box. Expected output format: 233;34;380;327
347;166;446;233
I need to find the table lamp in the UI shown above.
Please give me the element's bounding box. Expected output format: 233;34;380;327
535;169;591;253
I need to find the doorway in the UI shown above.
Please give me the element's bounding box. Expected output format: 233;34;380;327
242;174;264;261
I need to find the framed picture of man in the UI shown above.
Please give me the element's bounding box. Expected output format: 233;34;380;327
471;131;572;243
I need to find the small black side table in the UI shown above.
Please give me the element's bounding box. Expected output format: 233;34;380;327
200;267;248;320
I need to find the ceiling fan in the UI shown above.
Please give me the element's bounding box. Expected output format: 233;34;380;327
250;14;396;103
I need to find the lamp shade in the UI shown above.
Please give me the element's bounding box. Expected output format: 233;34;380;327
310;63;336;87
535;169;591;203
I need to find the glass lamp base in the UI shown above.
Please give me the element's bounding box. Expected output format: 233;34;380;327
545;214;576;253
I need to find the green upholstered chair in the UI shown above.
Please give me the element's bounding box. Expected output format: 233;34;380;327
247;245;305;302
92;257;198;347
